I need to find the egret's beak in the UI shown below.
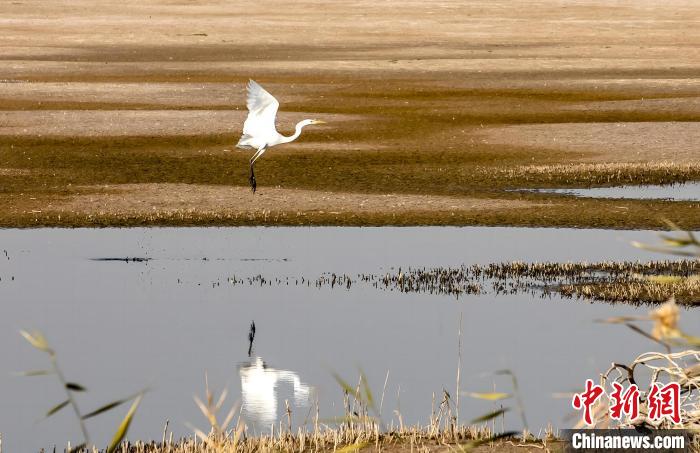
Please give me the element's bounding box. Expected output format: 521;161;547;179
312;120;327;125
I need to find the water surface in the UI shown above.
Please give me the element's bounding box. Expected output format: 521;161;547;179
520;182;700;201
0;227;697;451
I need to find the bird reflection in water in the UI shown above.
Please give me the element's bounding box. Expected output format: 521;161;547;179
239;321;312;430
239;357;312;429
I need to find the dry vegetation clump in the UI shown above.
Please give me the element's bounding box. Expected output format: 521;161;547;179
559;276;700;305
474;260;700;281
321;260;699;304
221;259;700;304
79;424;535;453
105;372;548;453
222;228;700;306
585;299;700;451
490;162;700;187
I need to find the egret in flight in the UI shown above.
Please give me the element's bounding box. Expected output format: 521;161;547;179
237;80;325;193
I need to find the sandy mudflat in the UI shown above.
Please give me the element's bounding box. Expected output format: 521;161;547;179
58;183;537;216
1;0;699;227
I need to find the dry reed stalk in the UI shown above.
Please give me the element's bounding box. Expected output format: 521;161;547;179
456;313;463;427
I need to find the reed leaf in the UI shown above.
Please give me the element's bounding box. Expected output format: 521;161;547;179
660;218;683;232
463;392;511;401
680;332;700;347
659;220;698;245
17;369;53;377
625;323;671;352
214;387;228;412
193;395;217;428
470;408;508;424
660;237;695;247
631;242;698;257
46;399;70;417
220;402;239;432
82;394;138;420
106;394;142;453
596;315;647;324
65;382;87;392
19;330;51;353
332;373;358;397
359;369;375;409
189;424;213;447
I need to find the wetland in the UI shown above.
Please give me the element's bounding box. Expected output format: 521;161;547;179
2;0;700;450
1;227;699;451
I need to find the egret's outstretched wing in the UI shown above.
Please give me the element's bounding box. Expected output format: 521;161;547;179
242;80;280;140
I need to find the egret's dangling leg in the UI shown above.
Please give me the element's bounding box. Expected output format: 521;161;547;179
249;164;256;193
249;145;267;193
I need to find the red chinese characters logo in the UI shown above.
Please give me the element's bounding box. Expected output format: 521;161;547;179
609;382;640;420
572;379;605;425
573;380;681;425
648;382;681;424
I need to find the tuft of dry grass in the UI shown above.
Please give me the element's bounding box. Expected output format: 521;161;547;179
77;424;551;453
491;162;700;188
559;277;700;305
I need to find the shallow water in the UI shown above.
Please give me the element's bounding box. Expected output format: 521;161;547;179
521;182;700;201
0;227;698;451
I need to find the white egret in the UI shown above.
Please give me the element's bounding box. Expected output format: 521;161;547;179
236;80;326;193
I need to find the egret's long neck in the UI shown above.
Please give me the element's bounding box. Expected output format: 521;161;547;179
279;121;308;144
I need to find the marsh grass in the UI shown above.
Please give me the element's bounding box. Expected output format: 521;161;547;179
225;259;700;305
559;277;700;305
94;424;537;453
148;369;535;453
365;229;700;304
492;162;700;188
